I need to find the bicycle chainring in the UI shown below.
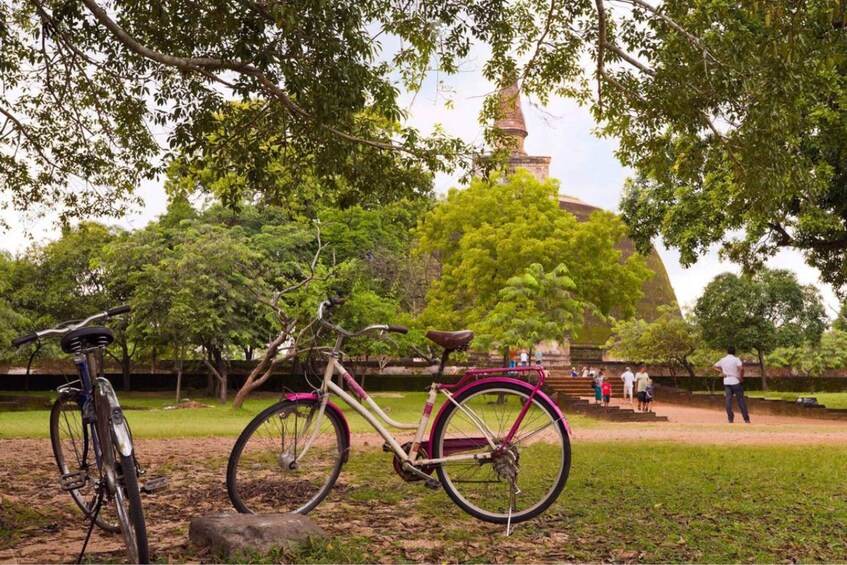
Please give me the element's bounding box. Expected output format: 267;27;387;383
391;442;435;482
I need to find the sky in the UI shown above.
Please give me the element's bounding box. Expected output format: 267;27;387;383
0;60;841;319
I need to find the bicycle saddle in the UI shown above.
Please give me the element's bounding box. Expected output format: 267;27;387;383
60;326;115;353
425;329;474;350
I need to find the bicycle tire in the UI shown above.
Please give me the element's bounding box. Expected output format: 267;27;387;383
49;393;120;533
227;399;348;515
97;395;149;564
430;380;571;524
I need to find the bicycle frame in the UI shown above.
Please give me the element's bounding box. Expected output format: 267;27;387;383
297;349;567;473
57;349;134;474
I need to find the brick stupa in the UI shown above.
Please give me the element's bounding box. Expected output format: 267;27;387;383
492;82;679;348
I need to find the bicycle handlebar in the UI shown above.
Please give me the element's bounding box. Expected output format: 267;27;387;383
11;305;132;348
11;332;38;348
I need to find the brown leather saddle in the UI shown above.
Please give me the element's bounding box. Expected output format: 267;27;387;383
425;329;474;351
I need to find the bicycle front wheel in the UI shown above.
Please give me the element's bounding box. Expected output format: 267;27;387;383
227;399;348;515
98;397;149;564
430;381;571;524
49;393;119;532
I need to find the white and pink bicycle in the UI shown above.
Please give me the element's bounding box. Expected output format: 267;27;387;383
226;298;572;525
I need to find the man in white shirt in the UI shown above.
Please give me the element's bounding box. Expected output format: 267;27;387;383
712;345;750;424
620;366;635;405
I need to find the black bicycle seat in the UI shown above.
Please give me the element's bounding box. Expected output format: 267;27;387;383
425;329;474;350
60;326;115;353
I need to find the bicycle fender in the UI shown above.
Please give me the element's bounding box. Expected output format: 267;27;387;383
96;377;134;457
428;377;572;445
283;393;351;447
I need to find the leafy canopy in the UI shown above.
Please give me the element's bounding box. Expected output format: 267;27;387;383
694;269;827;358
606;305;705;377
416;170;651;349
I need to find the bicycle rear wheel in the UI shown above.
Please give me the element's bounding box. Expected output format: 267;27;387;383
97;396;149;564
49;392;119;532
227;399;348;515
430;381;571;524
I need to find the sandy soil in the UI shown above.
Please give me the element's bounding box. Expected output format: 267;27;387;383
2;401;847;564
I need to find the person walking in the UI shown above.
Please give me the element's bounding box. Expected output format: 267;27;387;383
712;346;750;424
620;366;635;405
535;349;543;366
520;350;529;367
592;371;603;404
635;364;650;412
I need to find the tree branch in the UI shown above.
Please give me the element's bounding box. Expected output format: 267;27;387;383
77;0;422;156
594;0;607;112
602;41;655;76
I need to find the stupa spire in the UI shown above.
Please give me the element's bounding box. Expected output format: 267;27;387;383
494;80;528;156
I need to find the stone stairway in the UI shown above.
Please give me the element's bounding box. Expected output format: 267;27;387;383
546;371;668;422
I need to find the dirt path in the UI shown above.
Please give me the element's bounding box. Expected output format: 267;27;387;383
2;403;847;563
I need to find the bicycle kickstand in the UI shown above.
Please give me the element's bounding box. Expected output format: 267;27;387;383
76;485;106;565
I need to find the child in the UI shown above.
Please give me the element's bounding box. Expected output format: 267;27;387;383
645;378;654;412
601;379;612;407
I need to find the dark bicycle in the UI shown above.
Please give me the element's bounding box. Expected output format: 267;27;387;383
13;306;163;564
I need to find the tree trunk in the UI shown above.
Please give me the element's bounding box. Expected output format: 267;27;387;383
202;345;228;404
757;348;768;391
121;341;132;393
680;357;696;378
233;329;292;409
214;347;228;404
175;355;183;404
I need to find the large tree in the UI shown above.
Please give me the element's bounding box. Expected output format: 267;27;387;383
606;305;704;378
694;269;827;389
416;170;651;349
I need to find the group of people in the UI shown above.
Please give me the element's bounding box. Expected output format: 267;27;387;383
572;365;655;411
571;345;752;423
508;348;544;368
579;365;654;411
620;365;654;412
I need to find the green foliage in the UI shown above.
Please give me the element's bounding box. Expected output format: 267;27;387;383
166;102;436;216
695;269;827;356
768;329;847;377
480;263;582;350
611;3;847;295
606;304;704;376
5;0;847;299
1;0;479;222
0;252;27;361
416;170;651;348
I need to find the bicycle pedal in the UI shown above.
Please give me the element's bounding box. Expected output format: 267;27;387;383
140;475;169;493
424;478;441;490
60;471;87;491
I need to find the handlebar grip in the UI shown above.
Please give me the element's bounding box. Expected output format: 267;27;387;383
107;305;131;317
387;325;408;335
12;333;38;348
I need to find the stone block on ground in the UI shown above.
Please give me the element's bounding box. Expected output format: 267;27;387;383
189;513;326;559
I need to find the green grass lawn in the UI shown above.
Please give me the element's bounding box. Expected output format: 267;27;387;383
0;390;598;438
745;391;847;409
280;442;847;564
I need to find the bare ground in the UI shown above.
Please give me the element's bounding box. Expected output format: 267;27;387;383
2;402;847;564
